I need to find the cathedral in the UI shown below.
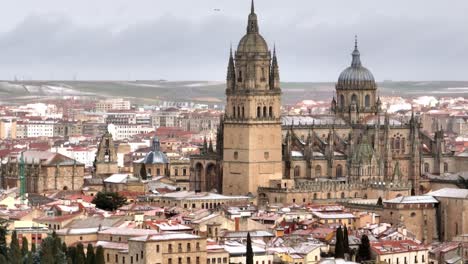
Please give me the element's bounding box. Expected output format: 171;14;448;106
190;1;455;204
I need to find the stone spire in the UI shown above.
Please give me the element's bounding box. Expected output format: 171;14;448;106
226;45;236;90
270;45;280;90
351;35;362;67
247;0;259;34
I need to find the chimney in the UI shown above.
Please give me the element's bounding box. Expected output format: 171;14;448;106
275;227;284;238
235;217;240;231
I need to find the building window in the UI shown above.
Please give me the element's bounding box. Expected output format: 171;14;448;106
269;106;273;117
294;166;300;177
156;244;160;253
187;243;191;252
232;106;236;118
365;94;370;108
234;151;238;160
187;257;191;264
444;162;448;173
422;255;425;263
336;164;343;177
315;165;322;177
156;168;161;176
183;169;187;176
175;169;179;176
313;193;317;200
178;257;182;264
178;243;182;252
257;107;261;118
263;106;267;117
168;258;172;264
424;163;429;173
264;152;269;160
196;242;200;250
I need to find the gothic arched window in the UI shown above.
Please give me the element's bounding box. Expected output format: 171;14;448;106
340;94;345;109
365;94;370;108
444;162;448;173
269;106;273;118
395;137;401;152
233;106;236;118
238;70;243;82
257;107;261;118
351;94;358;103
263;106;267;117
237;107;240;118
315;165;322;177
336;164;343;177
313;193;317;200
401;138;406;153
242;107;245;118
294;166;300;177
424;163;430;173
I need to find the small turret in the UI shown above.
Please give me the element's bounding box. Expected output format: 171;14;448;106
269;45;280;90
226;46;236;90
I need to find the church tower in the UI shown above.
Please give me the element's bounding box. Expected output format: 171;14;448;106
222;0;283;195
94;131;118;177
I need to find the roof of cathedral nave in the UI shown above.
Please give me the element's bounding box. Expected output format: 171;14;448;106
282;114;404;127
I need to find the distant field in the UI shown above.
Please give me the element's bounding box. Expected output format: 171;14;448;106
1;80;467;105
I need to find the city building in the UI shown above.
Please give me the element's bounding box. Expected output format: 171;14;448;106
190;1;456;205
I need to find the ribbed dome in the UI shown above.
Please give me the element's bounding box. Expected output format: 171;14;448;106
337;39;376;90
237;34;268;53
140;136;168;164
236;0;269;54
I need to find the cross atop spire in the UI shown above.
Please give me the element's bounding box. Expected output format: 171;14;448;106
351;35;362;67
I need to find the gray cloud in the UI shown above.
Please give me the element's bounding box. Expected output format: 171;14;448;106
0;0;467;81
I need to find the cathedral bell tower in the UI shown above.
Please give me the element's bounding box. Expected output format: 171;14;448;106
222;0;283;196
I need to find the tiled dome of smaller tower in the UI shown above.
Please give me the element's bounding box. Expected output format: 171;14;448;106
337;37;376;90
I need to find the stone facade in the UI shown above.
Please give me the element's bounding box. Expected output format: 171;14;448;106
0;151;84;194
189;2;456;203
94;131;119;177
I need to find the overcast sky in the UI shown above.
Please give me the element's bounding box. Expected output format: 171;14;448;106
0;0;467;81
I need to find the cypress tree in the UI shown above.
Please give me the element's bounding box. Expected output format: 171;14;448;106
31;243;36;253
357;234;371;262
40;236;56;264
343;225;350;254
22;237;29;257
9;230;22;264
26;251;34;264
376;197;383;206
140;164;148;180
246;232;254;264
0;254;6;264
67;246;77;264
334;226;345;259
62;242;68;256
86;243;95;264
0;223;7;259
95;246;105;264
75;243;86;264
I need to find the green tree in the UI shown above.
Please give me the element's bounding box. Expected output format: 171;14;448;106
376;197;383;206
85;243;95;264
26;251;34;264
246;232;253;264
357;234;371;262
67;246;76;264
92;191;127;211
0;221;7;259
343;225;350;254
39;236;56;264
334;226;345;259
140;164;148;180
0;254;7;264
95;246;105;264
21;236;29;257
61;242;68;256
31;243;36;253
75;243;86;264
9;230;22;264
